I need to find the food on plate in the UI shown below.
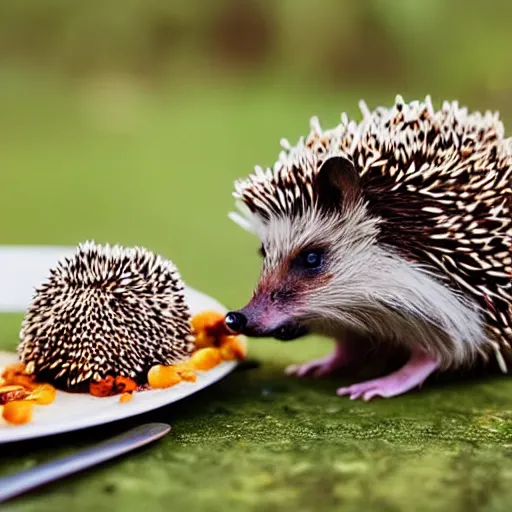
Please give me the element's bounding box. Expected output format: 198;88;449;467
119;392;133;403
2;401;34;425
147;365;181;389
1;241;246;427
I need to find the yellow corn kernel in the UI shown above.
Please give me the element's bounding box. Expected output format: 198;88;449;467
194;330;216;349
219;335;247;361
172;362;197;382
119;392;133;403
147;365;181;389
191;310;226;335
190;348;222;371
2;401;33;425
29;383;57;405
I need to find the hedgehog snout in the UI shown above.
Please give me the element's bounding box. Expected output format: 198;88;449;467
225;303;307;341
225;309;265;336
272;322;309;341
225;311;247;333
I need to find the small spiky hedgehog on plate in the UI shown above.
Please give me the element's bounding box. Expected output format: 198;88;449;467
18;242;195;390
225;95;512;401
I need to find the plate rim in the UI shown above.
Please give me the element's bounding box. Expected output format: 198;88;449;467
0;350;238;444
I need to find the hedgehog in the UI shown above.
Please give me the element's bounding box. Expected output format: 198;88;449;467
224;95;512;401
18;241;195;390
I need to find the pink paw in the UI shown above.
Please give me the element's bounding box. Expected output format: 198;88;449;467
286;356;339;378
286;342;349;379
336;351;439;401
336;379;408;402
285;341;349;378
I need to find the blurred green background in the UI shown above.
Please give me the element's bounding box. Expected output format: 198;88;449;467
1;2;512;511
1;0;512;310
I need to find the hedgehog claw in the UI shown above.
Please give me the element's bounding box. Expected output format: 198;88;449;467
337;349;439;401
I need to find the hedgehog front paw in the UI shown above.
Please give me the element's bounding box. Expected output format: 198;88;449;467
286;356;338;378
285;342;349;378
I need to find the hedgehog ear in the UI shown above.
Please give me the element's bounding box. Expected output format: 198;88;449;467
315;156;361;211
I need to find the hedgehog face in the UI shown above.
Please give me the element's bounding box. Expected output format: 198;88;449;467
226;157;382;340
235;216;378;338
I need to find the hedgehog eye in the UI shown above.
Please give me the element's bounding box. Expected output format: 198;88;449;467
258;245;267;258
294;248;325;271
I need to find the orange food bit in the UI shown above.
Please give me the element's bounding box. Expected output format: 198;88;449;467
173;360;193;371
190;347;222;371
194;331;216;349
89;376;115;397
172;362;197;382
2;401;33;425
191;309;225;332
1;363;26;380
8;375;38;391
219;343;236;361
179;369;197;382
119;392;133;403
219;335;247;361
114;376;137;394
147;365;181;389
190;310;229;345
1;363;37;390
29;383;57;405
0;385;29;405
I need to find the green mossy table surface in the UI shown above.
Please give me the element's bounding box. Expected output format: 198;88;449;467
1;325;512;512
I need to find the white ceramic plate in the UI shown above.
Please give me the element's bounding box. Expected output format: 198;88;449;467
0;246;243;444
0;286;243;444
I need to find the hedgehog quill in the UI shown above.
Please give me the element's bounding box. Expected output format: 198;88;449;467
18;242;195;390
225;95;512;401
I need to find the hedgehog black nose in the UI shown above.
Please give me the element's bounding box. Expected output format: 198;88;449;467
225;311;247;334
